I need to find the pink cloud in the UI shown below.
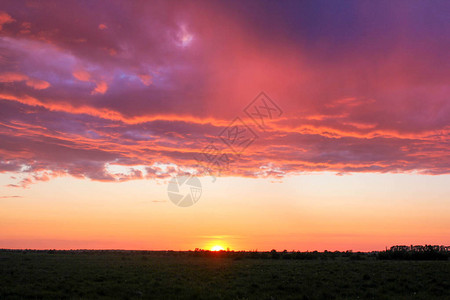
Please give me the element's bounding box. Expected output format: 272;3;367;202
138;74;152;86
0;11;15;31
0;0;448;186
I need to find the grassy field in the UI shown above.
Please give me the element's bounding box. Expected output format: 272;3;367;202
1;250;449;299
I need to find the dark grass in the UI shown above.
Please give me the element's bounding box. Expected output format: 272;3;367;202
1;250;449;299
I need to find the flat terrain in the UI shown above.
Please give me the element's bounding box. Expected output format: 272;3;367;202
1;251;449;299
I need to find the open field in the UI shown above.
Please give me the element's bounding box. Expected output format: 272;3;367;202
1;250;449;299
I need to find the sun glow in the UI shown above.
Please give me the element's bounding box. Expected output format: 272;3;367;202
211;245;225;251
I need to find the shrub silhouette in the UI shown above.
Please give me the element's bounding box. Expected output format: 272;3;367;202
378;245;449;260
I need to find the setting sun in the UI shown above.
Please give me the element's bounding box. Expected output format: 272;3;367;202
211;245;225;251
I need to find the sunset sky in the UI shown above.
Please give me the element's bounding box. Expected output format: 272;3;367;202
0;0;449;251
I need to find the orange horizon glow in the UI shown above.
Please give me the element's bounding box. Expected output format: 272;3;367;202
1;174;449;252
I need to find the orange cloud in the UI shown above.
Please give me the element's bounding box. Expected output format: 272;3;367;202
0;91;232;126
0;72;28;82
0;72;50;90
25;78;51;90
92;81;108;94
73;70;91;81
73;70;107;94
